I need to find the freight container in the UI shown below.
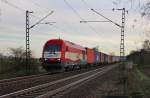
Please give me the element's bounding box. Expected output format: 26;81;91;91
116;56;120;62
86;48;95;65
94;50;100;65
113;56;120;63
107;55;110;64
104;54;109;64
100;52;104;64
109;55;113;64
112;56;115;63
113;56;118;63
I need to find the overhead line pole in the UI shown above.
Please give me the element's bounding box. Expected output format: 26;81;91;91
80;8;128;95
26;10;32;75
81;8;127;62
114;8;127;62
113;8;128;96
25;10;54;75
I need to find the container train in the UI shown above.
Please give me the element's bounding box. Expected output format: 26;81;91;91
40;39;120;71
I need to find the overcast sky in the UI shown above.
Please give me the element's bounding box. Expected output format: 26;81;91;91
0;0;149;57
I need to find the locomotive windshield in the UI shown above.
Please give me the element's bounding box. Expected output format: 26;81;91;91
44;45;61;58
45;45;61;52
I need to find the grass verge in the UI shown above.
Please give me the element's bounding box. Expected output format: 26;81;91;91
127;65;150;98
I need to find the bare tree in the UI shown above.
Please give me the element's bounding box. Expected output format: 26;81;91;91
0;53;3;58
142;39;150;51
9;47;26;59
0;53;3;66
140;1;150;43
8;47;27;67
141;1;150;19
8;47;39;71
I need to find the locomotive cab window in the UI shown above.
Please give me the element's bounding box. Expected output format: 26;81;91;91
45;45;61;52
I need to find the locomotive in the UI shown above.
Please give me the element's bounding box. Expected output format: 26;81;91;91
40;39;120;71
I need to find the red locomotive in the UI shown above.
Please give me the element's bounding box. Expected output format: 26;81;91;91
41;39;87;71
41;39;120;71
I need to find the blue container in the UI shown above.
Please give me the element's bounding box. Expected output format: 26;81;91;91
95;50;100;64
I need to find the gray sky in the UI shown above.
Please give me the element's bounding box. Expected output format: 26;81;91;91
0;0;149;57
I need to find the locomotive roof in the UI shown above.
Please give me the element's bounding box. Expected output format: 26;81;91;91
47;39;86;51
64;40;86;51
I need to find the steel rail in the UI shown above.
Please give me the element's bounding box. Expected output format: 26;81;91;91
0;73;49;83
0;72;52;96
0;67;105;98
0;64;118;98
37;65;116;98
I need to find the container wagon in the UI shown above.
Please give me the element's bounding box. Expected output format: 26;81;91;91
86;48;95;66
94;50;100;65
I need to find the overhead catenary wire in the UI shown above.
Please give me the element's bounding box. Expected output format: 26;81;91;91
2;0;96;37
0;0;73;42
32;0;100;43
1;0;64;41
1;0;41;20
80;0;120;35
91;9;122;28
29;11;54;29
25;0;77;34
20;0;83;32
1;0;25;12
26;0;50;12
80;0;116;12
63;0;99;34
1;0;103;47
80;0;92;9
64;0;84;20
1;0;58;30
1;0;55;24
63;0;119;49
23;0;80;34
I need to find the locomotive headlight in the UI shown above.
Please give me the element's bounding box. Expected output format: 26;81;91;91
57;58;60;61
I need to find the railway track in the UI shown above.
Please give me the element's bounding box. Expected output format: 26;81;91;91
0;64;118;98
0;73;53;95
0;73;49;84
0;65;104;95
